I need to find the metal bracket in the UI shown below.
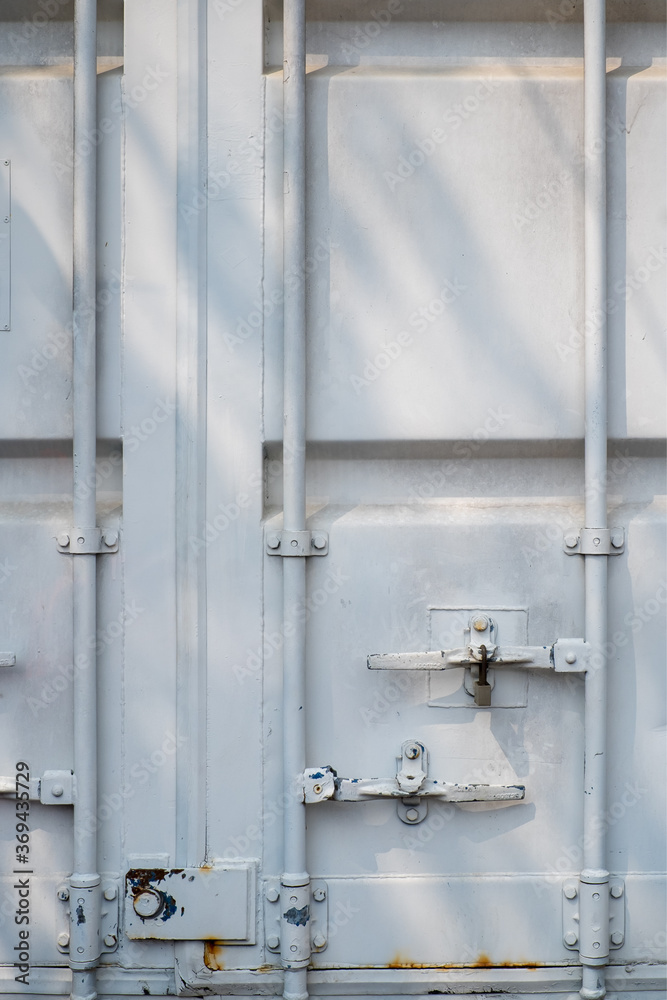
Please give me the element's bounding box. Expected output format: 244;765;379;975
562;879;625;952
266;529;328;556
0;769;74;804
56;879;119;955
57;528;119;554
303;740;525;825
0;652;15;667
124;864;256;942
564;527;625;556
264;878;328;955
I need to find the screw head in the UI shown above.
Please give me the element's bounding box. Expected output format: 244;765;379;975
405;808;420;823
267;934;280;950
405;744;420;760
564;884;578;899
104;934;117;948
611;931;624;946
565;534;579;548
267;533;281;550
312;932;326;948
133;889;163;919
564;931;578;946
265;887;280;902
104;886;117;901
57;887;70;901
610;884;623;898
472;615;489;632
57;931;70;948
313;887;326;901
312;533;327;550
58;533;70;547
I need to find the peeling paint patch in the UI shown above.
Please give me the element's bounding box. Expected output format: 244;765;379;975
284;904;310;926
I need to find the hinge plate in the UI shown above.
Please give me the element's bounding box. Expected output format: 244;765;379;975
562;879;625;951
124;864;256;942
564;527;625;556
56;879;119;954
264;878;328;954
266;529;328;556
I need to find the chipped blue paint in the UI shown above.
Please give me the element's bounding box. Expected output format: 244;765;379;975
284;905;309;926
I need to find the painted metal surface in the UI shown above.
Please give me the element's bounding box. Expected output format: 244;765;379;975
0;1;664;998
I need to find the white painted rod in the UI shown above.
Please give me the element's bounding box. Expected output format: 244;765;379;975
71;1;101;998
282;0;310;998
581;1;609;997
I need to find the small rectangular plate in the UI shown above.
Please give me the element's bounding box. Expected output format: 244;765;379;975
124;864;256;942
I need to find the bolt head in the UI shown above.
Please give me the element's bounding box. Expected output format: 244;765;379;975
267;533;281;550
51;784;64;797
610;884;623;898
104;531;118;547
57;887;70;901
405;744;420;760
133;889;163;919
472;615;489;632
104;934;117;948
104;886;117;901
564;884;578;899
565;534;579;549
611;931;624;946
58;533;70;547
57;932;70;948
266;887;280;903
405;808;420;823
312;533;327;550
565;652;577;665
611;531;624;549
267;934;280;950
312;932;326;949
564;931;578;946
313;887;326;901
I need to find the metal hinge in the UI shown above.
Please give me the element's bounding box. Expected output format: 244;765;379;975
303;739;525;826
57;528;119;554
264;878;328;955
564;527;625;556
562;878;625;952
0;769;74;804
266;529;328;556
56;879;119;955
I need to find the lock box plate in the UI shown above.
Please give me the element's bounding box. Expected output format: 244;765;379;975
428;607;529;709
124;864;256;942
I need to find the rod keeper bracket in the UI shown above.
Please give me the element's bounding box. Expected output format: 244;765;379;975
563;527;624;556
57;528;119;554
266;530;328;556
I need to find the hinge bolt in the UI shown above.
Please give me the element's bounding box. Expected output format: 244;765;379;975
312;534;327;550
57;887;69;901
57;932;70;948
565;652;577;665
611;531;624;548
104;934;117;948
472;615;489;632
564;931;578;946
312;887;326;901
57;533;70;547
267;934;280;950
611;932;624;946
103;886;117;901
266;887;280;902
405;807;420;823
313;932;326;948
104;531;118;547
565;534;579;549
267;533;281;550
564;884;578;899
405;744;420;760
610;884;623;898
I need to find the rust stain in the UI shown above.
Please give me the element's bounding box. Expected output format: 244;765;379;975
257;963;277;973
203;941;225;970
199;863;213;871
383;954;543;971
474;953;492;967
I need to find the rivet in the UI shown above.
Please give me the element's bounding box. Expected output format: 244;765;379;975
266;887;280;903
313;784;323;794
267;934;280;949
77;947;84;954
593;892;600;900
290;895;298;904
593;941;600;950
290;944;297;952
57;932;70;948
593;536;601;546
77;536;85;545
565;652;577;664
564;885;577;899
51;784;64;797
290;538;298;547
564;931;578;946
